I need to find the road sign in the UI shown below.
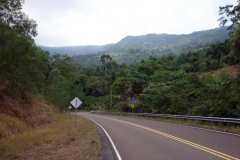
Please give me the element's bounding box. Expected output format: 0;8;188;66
130;104;135;108
70;97;82;129
130;98;135;104
70;97;82;108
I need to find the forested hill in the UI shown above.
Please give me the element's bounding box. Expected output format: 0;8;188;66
113;27;229;50
73;27;230;66
39;43;115;56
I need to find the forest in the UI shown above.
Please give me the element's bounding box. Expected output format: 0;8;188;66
39;43;114;56
72;26;230;66
1;0;240;118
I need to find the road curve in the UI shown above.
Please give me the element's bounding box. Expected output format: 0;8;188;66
77;112;240;160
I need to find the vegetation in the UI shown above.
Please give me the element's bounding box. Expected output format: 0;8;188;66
218;0;240;33
67;35;240;118
0;0;240;158
0;1;99;159
39;43;114;56
72;27;230;66
0;101;99;159
1;0;240;116
1;2;240;156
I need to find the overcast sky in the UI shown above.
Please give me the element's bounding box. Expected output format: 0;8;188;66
22;0;237;47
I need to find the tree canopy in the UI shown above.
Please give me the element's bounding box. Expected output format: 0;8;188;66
0;0;240;117
218;0;240;33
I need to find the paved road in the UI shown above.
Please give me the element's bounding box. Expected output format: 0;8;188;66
77;112;240;160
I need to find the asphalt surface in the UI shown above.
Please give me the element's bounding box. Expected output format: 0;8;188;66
77;112;240;160
93;122;117;160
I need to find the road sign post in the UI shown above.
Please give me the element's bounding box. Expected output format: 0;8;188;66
75;106;77;128
70;97;82;129
129;97;135;113
130;98;135;104
130;104;135;113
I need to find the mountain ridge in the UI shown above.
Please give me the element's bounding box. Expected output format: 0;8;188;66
73;27;230;66
112;27;229;50
38;43;115;56
39;27;230;66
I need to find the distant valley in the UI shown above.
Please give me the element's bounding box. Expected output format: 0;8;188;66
38;44;115;56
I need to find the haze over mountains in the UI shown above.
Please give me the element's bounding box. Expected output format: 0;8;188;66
39;27;230;66
38;44;115;56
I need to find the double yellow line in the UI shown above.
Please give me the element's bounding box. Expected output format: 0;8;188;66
102;116;239;160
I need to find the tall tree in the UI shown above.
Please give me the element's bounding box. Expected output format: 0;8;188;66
100;54;112;64
0;0;37;37
218;0;240;33
0;0;44;99
229;27;240;61
50;53;78;78
45;68;71;111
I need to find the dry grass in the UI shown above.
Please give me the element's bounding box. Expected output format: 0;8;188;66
0;94;100;160
0;114;27;139
0;114;100;160
212;65;238;79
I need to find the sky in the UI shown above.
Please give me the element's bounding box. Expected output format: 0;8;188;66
22;0;237;47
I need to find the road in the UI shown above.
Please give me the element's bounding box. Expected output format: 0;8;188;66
77;112;240;160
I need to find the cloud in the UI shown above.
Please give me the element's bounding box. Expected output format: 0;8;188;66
22;0;238;46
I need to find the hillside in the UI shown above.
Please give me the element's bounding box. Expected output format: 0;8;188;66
113;27;229;50
39;43;114;56
73;27;230;66
0;94;54;139
0;94;99;159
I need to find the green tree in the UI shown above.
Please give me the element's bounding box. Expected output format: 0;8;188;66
112;77;129;101
124;68;148;96
100;54;112;64
218;0;240;33
137;59;161;76
140;82;171;113
74;74;88;87
234;65;240;94
50;53;78;78
200;73;214;84
0;31;48;99
180;63;194;72
84;76;108;96
199;62;207;72
0;0;47;99
186;71;240;117
209;59;219;70
229;26;240;62
141;71;189;114
0;0;38;37
45;68;71;111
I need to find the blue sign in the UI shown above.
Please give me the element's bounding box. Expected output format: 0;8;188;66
130;98;135;104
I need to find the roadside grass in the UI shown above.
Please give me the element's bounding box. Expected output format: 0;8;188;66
0;114;27;139
0;113;100;160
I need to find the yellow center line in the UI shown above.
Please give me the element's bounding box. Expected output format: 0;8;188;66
98;116;239;160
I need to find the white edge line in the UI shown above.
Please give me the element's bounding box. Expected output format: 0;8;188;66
91;113;240;137
87;118;122;160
